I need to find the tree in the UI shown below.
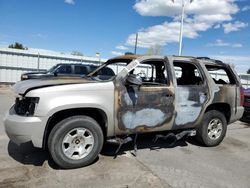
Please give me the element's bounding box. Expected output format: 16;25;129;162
124;52;134;55
71;51;84;56
146;44;162;55
247;69;250;74
8;42;28;50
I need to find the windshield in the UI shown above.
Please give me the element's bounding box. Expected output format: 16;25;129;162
47;65;57;73
86;59;133;81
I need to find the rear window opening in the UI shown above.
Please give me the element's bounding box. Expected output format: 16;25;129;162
205;65;236;85
174;61;203;86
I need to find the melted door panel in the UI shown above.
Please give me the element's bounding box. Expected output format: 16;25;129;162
174;86;208;129
117;84;175;132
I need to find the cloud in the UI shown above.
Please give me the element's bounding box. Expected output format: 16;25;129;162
126;0;247;48
31;33;47;39
223;21;248;33
127;20;211;48
207;39;243;48
116;45;128;50
214;24;221;29
242;5;250;11
64;0;75;5
111;51;123;56
211;55;250;73
134;0;238;17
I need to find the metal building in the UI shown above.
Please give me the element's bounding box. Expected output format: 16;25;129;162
0;48;104;83
0;47;249;88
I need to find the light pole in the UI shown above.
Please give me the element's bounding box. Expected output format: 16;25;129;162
172;0;193;56
96;52;101;65
134;33;138;55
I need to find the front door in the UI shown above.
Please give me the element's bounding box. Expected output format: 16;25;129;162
115;58;175;134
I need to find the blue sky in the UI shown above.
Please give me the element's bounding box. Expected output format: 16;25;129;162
0;0;249;73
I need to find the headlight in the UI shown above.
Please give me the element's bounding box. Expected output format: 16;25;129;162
14;97;39;116
21;75;28;80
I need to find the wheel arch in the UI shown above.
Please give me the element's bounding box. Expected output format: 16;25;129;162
43;107;108;149
205;103;231;124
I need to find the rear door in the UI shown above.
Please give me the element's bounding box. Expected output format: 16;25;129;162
173;60;209;129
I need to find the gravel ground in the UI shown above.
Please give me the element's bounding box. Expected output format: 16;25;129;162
0;86;249;188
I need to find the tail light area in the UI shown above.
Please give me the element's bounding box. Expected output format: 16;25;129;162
240;87;245;106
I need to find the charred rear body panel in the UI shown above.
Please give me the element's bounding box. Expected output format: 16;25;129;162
173;86;208;129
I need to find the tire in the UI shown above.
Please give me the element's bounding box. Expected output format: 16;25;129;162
48;115;104;169
196;110;227;147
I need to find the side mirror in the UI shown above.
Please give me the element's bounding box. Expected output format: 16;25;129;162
53;69;59;76
126;74;142;86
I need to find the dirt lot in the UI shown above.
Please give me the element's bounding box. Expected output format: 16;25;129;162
0;86;250;188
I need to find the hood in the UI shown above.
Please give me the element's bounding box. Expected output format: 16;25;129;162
13;77;96;95
22;71;48;75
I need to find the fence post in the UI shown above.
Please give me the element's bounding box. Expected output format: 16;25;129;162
37;53;40;71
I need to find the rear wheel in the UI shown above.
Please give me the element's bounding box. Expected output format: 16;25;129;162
48;115;104;169
196;110;227;146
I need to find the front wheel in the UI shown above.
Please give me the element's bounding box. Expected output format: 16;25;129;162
196;110;227;146
48;115;104;169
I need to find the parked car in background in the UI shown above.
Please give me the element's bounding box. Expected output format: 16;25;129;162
240;88;250;123
21;63;115;80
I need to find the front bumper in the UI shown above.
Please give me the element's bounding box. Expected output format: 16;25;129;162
4;107;47;148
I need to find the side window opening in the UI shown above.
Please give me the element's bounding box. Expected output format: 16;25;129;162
205;65;236;85
75;65;88;75
57;65;72;74
174;61;203;86
132;60;168;86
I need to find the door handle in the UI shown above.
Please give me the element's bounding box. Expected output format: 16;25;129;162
199;92;207;96
165;94;173;97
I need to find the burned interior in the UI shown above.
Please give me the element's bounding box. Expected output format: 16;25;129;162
205;65;237;85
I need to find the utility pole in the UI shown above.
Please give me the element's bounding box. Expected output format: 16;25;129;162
178;0;185;56
172;0;193;56
134;33;138;55
96;52;101;65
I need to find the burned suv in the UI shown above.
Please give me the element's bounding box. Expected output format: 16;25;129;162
4;55;244;169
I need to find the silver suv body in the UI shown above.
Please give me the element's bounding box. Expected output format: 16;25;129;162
4;55;244;168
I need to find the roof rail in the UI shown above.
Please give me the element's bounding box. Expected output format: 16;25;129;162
196;57;210;60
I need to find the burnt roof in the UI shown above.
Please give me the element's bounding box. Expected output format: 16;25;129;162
109;55;227;67
109;54;141;61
